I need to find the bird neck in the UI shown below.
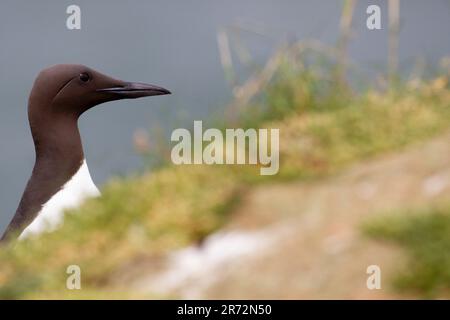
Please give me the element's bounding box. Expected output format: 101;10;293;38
1;116;86;241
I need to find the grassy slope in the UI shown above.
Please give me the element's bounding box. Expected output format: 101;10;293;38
363;203;450;297
0;69;449;298
0;166;240;298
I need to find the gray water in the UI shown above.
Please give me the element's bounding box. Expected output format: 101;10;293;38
1;0;449;232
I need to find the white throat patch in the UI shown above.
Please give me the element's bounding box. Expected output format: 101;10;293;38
19;160;100;240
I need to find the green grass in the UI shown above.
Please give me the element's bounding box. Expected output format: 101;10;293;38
279;75;450;177
0;166;241;299
0;61;449;298
363;203;450;297
236;74;450;181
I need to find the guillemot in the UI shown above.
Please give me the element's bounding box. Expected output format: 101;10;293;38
0;64;170;242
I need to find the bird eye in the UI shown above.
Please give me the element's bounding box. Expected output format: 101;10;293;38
79;73;91;82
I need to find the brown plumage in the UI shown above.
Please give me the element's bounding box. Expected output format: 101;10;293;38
1;64;170;242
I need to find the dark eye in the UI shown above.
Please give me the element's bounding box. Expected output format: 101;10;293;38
79;73;90;82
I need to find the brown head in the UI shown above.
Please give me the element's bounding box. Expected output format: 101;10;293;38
28;64;170;151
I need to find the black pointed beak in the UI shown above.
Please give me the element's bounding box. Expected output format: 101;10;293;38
97;82;171;98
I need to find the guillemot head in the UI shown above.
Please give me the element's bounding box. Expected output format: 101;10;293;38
29;64;171;118
0;64;171;242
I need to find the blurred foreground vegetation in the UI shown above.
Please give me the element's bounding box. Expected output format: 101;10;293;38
0;53;449;298
364;203;450;297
